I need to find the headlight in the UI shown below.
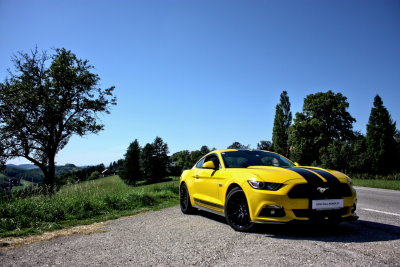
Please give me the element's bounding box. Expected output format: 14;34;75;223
247;180;284;191
345;177;353;185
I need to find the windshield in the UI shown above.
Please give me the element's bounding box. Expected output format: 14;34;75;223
221;150;294;168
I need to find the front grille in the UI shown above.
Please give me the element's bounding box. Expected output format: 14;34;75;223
293;207;350;219
288;183;352;199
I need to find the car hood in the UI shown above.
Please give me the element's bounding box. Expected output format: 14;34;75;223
229;166;348;184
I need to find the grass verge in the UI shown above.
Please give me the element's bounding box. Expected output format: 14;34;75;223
0;175;179;238
351;173;400;190
353;179;400;191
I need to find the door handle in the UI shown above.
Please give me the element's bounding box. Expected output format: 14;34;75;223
193;175;200;179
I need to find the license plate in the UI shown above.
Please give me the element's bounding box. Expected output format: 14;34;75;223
312;199;343;210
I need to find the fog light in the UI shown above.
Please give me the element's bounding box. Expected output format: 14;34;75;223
259;205;285;217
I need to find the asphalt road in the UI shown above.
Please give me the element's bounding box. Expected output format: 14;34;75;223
1;186;399;266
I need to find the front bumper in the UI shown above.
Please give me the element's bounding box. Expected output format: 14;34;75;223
244;182;358;224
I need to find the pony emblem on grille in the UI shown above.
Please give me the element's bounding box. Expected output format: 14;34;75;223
316;187;329;193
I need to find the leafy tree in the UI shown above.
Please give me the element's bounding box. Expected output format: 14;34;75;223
272;91;292;156
288;91;355;165
190;150;204;164
365;95;397;174
119;139;141;185
170;145;213;175
189;146;213;167
89;171;100;180
170;150;191;175
257;140;273;151
348;132;369;173
200;145;211;155
152;137;169;180
141;137;169;182
0;48;116;192
107;160;123;174
141;143;155;181
320;132;368;173
227;142;250;149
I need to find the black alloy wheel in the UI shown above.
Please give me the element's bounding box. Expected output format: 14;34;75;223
225;187;254;231
180;183;195;214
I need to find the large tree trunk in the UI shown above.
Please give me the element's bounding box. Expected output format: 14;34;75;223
40;160;56;194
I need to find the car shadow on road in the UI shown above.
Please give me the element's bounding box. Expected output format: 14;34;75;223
193;211;400;243
253;220;400;243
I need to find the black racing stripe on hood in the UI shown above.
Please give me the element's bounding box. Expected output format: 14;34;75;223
284;167;324;185
301;167;341;184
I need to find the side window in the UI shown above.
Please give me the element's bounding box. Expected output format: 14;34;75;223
195;157;205;169
204;154;221;169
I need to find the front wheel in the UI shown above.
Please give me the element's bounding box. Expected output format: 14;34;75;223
180;183;195;214
225;187;254;231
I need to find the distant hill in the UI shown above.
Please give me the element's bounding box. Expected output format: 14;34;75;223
5;164;39;170
1;163;106;193
1;164;83;187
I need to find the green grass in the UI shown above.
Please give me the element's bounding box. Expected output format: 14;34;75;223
0;173;9;184
353;178;400;190
350;173;400;190
0;176;179;237
11;179;36;192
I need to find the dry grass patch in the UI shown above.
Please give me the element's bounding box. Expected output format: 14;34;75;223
0;221;107;249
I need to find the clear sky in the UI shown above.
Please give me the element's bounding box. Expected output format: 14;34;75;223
1;0;399;166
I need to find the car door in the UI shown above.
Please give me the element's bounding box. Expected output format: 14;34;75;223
191;153;223;208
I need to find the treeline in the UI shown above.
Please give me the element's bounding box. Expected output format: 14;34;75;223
118;139;273;185
118;137;169;185
118;90;399;184
56;164;106;184
117;138;216;185
169;146;215;175
256;91;399;175
285;92;399;175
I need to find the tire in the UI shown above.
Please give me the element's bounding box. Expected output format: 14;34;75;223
225;187;254;231
180;183;195;214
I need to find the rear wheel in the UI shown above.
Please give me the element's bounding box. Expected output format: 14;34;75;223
225;187;254;231
180;183;195;214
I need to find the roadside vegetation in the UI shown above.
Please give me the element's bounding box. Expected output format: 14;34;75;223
353;179;400;191
352;173;400;190
0;175;179;238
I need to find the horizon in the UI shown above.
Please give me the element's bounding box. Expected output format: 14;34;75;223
1;0;399;166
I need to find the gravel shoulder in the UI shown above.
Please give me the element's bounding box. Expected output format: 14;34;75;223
1;205;400;266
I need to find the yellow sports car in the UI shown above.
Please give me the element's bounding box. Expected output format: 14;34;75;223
179;149;358;231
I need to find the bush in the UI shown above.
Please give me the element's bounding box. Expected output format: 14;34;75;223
89;171;101;180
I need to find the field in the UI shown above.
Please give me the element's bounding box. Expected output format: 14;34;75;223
0;176;179;237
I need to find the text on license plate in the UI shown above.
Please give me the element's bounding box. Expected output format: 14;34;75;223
312;199;344;210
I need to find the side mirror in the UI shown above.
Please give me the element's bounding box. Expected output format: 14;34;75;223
202;161;216;169
294;162;300;166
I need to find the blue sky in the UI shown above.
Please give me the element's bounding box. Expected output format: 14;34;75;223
1;0;399;166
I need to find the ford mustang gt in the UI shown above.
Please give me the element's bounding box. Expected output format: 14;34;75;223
179;149;358;231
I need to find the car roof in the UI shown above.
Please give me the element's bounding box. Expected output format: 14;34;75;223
209;149;272;154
